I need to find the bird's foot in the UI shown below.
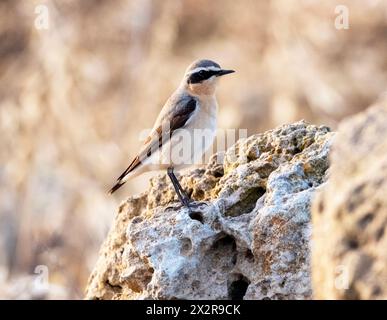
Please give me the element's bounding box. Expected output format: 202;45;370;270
165;199;205;212
165;200;207;224
165;200;190;212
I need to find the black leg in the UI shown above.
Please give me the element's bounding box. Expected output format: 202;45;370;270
167;171;186;206
171;173;191;204
167;167;190;208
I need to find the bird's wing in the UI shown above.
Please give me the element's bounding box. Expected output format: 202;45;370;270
109;95;197;193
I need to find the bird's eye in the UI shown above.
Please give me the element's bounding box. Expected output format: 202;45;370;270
199;71;205;75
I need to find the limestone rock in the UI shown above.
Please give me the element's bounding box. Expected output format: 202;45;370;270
86;121;333;300
312;102;387;299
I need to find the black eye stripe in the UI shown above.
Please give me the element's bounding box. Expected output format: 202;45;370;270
188;70;218;84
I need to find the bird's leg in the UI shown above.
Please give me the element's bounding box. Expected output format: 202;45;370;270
167;167;188;200
167;167;191;208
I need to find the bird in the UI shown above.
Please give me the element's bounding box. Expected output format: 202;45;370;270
109;59;235;208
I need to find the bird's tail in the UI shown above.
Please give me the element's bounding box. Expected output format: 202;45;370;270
108;180;126;194
108;159;147;195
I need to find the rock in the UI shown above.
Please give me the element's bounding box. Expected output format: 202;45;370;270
85;121;333;300
312;102;387;299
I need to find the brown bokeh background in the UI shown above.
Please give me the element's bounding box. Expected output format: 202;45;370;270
1;0;387;299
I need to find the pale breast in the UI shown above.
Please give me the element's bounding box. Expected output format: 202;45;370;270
155;96;218;169
182;96;218;166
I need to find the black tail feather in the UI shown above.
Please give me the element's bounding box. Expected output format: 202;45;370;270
109;180;126;194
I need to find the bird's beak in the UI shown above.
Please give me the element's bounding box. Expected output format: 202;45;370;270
216;69;235;77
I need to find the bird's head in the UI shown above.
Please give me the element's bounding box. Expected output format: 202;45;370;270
181;59;235;96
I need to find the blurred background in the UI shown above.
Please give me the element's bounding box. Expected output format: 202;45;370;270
1;0;387;299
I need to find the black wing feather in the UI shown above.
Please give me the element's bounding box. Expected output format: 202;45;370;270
109;97;197;194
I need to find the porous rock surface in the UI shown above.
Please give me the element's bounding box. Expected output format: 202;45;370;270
312;102;387;299
86;121;333;300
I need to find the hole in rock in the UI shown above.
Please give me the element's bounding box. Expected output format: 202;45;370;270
245;249;254;262
189;211;203;223
180;238;192;255
193;189;204;199
228;274;250;300
209;234;237;271
358;212;374;228
213;170;224;178
346;237;359;250
231;254;237;265
225;187;266;217
293;147;302;155
212;234;237;251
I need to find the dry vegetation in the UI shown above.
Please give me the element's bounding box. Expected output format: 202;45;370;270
0;0;387;298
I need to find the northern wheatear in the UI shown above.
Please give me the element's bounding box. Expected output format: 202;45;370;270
109;59;235;208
